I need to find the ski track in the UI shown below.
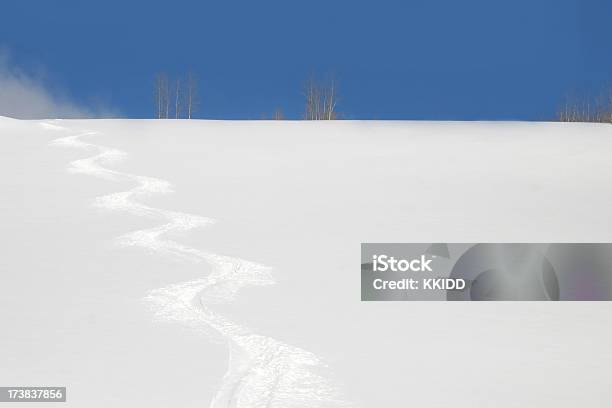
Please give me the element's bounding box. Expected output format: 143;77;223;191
45;121;349;408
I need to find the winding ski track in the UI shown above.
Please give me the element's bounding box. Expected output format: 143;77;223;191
45;121;348;408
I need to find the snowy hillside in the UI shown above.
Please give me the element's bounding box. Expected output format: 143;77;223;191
2;117;612;407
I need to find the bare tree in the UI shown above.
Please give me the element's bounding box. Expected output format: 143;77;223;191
272;107;284;120
154;74;162;118
599;85;612;123
322;78;337;120
304;76;338;120
164;76;170;119
558;84;612;123
304;77;321;120
154;73;170;119
185;71;199;119
174;78;182;119
557;93;588;122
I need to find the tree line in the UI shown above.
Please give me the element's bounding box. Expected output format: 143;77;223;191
154;71;199;119
557;84;612;123
153;71;610;123
153;72;340;120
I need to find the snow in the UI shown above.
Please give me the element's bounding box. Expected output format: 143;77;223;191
1;116;612;407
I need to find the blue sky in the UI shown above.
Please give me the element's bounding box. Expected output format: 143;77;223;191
1;0;610;120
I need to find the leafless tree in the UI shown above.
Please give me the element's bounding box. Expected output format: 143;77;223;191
558;85;612;123
304;76;338;120
272;108;284;120
323;78;338;120
154;73;170;119
557;93;590;122
155;70;202;119
164;75;170;119
185;71;199;119
599;85;612;123
304;78;319;120
174;78;182;119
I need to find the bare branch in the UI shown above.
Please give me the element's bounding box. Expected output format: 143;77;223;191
272;108;284;120
154;73;169;119
304;75;339;120
186;70;199;119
